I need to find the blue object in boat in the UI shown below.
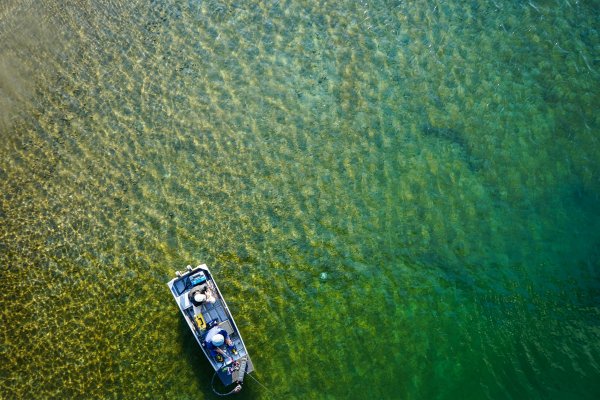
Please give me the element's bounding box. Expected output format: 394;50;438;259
191;271;207;285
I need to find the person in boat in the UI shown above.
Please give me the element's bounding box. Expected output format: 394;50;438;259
188;284;216;306
205;325;237;361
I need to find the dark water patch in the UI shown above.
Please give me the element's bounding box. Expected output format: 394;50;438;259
569;182;600;212
420;124;484;172
421;124;467;149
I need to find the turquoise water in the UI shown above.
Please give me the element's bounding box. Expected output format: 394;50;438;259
1;0;599;398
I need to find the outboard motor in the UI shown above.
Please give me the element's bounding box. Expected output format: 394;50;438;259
236;358;248;384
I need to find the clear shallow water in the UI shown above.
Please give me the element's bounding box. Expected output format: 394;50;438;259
1;0;599;398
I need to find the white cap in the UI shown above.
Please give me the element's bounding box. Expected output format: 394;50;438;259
194;292;206;303
212;334;225;346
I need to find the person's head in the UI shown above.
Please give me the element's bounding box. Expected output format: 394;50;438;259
194;292;206;303
212;334;225;347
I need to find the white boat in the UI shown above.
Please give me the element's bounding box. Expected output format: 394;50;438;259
167;264;254;394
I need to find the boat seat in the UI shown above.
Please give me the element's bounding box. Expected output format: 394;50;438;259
219;319;235;336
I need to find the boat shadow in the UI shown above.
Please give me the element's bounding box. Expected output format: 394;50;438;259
177;317;260;399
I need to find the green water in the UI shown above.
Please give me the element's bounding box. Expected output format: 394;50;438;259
1;0;599;398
